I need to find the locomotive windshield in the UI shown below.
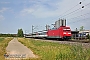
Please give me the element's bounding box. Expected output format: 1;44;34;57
63;27;71;32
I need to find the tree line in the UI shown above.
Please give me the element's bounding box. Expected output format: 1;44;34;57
0;28;24;37
0;34;17;37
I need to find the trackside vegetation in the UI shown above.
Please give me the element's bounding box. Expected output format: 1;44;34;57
0;37;13;60
18;38;90;60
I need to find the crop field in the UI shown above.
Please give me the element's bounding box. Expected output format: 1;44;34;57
0;37;13;60
18;38;90;60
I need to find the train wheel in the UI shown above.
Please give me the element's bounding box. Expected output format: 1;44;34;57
63;37;68;41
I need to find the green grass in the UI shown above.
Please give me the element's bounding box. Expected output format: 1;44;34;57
18;38;90;60
0;37;4;42
0;37;13;60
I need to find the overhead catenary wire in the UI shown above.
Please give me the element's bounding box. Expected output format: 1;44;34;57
56;0;90;29
60;4;79;18
66;2;90;19
61;0;85;15
68;17;90;24
59;0;86;18
67;11;90;20
48;0;87;27
60;4;86;18
60;8;82;18
85;2;90;6
51;0;86;22
67;2;90;24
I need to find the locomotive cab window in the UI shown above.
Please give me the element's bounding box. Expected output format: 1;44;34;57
63;29;71;31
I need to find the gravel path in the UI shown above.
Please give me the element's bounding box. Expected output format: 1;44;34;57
6;38;36;59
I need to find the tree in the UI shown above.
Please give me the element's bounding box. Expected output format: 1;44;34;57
17;29;24;37
80;26;84;31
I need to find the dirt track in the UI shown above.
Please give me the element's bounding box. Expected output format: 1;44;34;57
6;38;36;59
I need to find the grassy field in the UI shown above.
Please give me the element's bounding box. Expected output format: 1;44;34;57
0;37;13;60
18;38;90;60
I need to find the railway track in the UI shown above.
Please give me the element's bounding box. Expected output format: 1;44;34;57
32;38;90;43
33;38;90;48
69;39;90;43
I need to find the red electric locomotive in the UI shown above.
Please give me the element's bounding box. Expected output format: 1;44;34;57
47;26;71;39
28;19;72;40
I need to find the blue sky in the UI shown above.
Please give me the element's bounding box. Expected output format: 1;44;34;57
0;0;90;34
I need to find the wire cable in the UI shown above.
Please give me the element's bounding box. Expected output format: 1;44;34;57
67;12;90;20
65;2;90;21
67;2;90;24
59;0;86;18
51;0;86;21
68;17;90;24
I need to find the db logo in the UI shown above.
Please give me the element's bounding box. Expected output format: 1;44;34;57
4;53;9;58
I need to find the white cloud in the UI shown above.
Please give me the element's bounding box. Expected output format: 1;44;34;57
20;0;87;18
21;8;35;16
19;0;90;29
20;3;60;18
0;15;5;20
0;8;9;13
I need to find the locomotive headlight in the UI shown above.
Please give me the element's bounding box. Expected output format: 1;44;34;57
68;33;71;34
63;32;66;34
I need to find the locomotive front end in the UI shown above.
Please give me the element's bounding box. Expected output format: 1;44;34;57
62;27;72;39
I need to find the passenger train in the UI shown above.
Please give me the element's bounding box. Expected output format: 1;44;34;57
27;19;72;40
32;26;71;40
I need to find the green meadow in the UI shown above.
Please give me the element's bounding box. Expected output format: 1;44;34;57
0;37;13;60
18;38;90;60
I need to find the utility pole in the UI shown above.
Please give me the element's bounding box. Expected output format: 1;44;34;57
25;30;26;37
25;30;28;37
46;25;50;30
32;25;34;36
